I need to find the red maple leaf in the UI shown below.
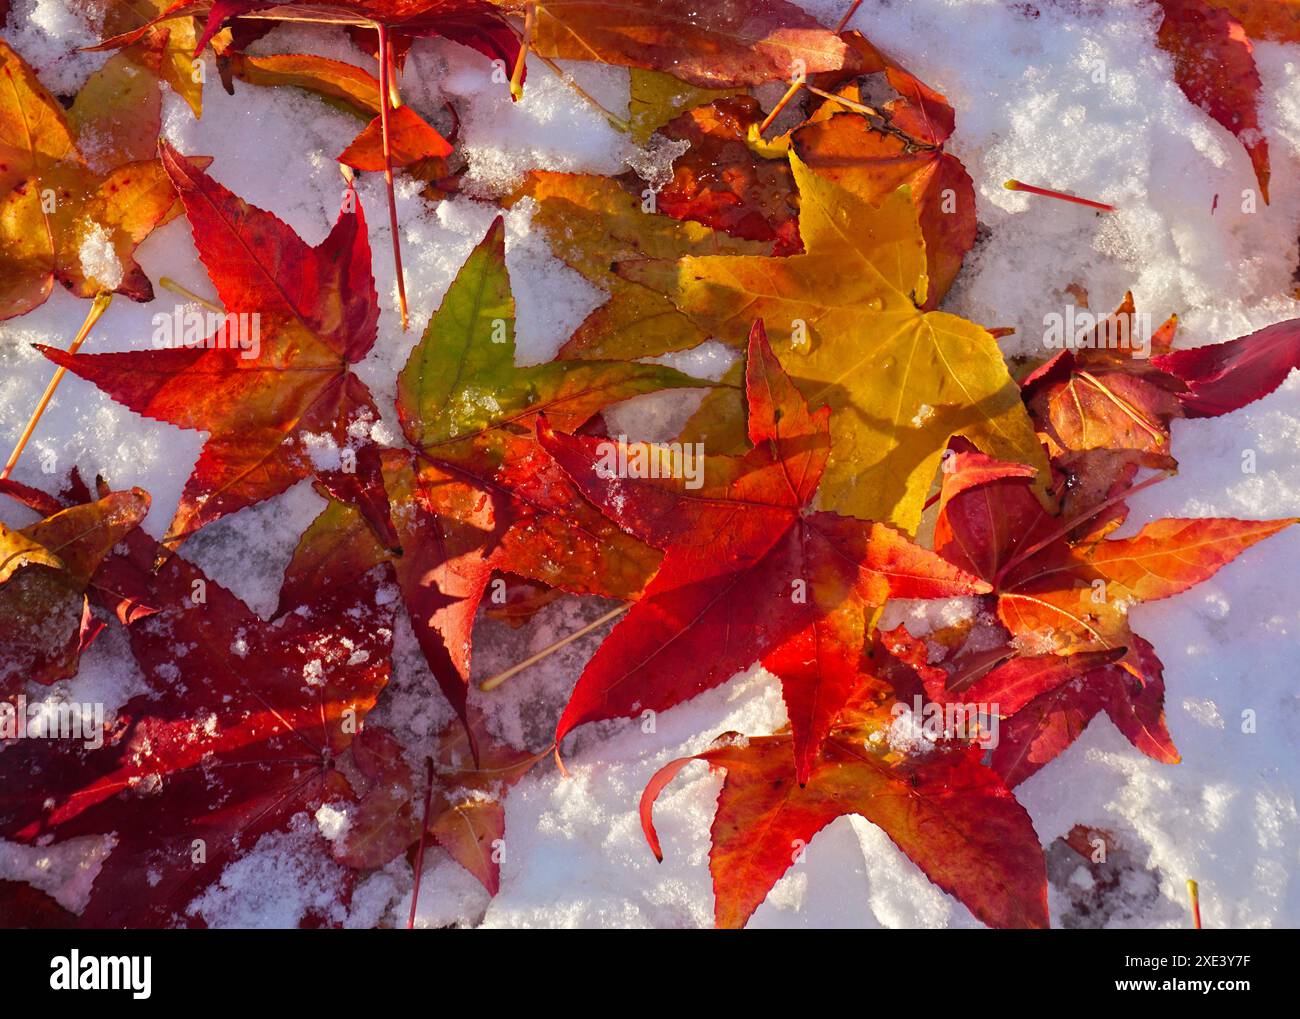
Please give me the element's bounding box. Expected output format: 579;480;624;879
1153;317;1300;418
641;685;1049;929
0;512;397;927
1154;0;1270;201
541;320;989;781
276;217;696;747
39;144;397;554
930;447;1295;784
334;714;539;895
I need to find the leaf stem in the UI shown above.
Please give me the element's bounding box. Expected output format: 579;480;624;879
159;276;223;314
801;83;881;120
1004;179;1116;213
480;604;629;691
757;0;863;136
509;2;533;101
1076;369;1165;447
235;11;370;26
536;51;629;131
757;68;806;136
1;292;113;481
500;18;628;131
376;22;410;331
407;755;436;930
801;85;939;151
836;0;865;31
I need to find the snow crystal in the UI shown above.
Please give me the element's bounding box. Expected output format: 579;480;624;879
77;224;124;292
314;804;352;843
624;136;690;192
885;705;937;755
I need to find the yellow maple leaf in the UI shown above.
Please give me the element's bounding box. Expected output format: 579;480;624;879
622;155;1049;531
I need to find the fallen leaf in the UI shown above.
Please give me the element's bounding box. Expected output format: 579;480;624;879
1205;0;1300;42
626;68;739;144
0;35;180;319
793;108;975;307
647;96;801;256
1020;293;1183;523
528;0;855;87
0;486;149;693
932;448;1296;780
94;0;208;117
330;715;538;895
395;215;700;601
1153;317;1300;417
0;529;396;926
543;321;989;780
512;171;770;360
40;145;396;553
278;449;495;745
641;690;1049;929
224;52;453;171
619;155;1048;531
1155;0;1270;201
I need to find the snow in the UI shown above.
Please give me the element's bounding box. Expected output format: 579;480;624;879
185;816;351;929
4;0;1300;928
77;224;124;292
0;834;115;913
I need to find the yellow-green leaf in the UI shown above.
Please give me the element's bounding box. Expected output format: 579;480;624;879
620;155;1049;532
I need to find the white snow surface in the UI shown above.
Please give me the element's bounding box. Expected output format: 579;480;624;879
2;0;1300;928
